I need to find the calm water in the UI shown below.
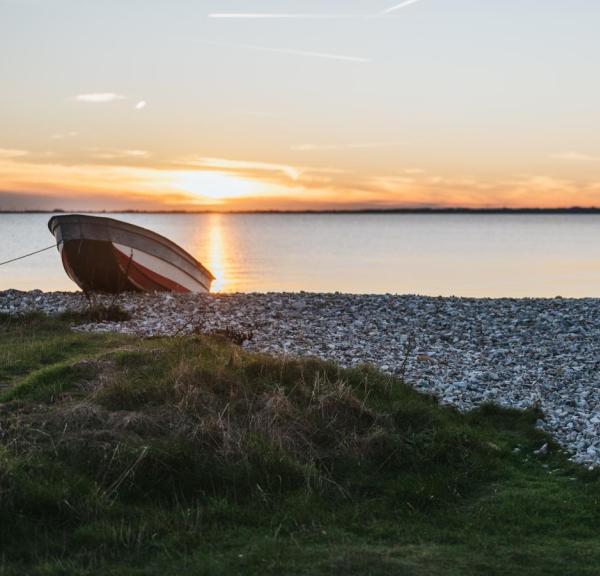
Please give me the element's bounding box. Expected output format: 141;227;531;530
2;213;600;297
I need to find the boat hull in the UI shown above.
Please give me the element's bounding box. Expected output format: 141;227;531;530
49;215;214;294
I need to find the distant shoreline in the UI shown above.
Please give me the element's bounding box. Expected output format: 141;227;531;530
3;207;600;215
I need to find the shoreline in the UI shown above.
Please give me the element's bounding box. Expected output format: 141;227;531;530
2;289;599;467
3;288;600;301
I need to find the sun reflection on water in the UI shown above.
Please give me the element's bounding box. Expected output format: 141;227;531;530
206;214;228;292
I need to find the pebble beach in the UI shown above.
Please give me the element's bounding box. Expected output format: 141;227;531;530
2;289;600;468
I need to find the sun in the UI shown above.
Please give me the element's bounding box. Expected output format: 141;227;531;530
173;171;260;203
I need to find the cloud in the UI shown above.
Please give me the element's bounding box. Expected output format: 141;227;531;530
172;157;350;198
123;149;149;158
379;0;424;16
3;147;600;212
180;157;600;210
205;3;424;63
292;141;404;151
209;13;367;20
51;131;78;140
0;151;189;211
135;100;147;110
0;148;29;159
209;1;424;20
185;157;303;181
0;189;189;212
349;141;404;149
87;148;150;160
551;151;600;162
291;144;341;152
73;93;127;103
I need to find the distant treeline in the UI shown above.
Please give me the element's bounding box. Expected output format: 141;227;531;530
3;207;600;215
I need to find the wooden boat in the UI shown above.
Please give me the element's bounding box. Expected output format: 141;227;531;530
48;214;214;293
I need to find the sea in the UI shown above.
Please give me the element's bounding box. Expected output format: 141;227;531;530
2;212;600;298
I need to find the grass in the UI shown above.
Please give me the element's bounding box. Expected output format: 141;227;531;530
0;312;127;390
0;314;599;575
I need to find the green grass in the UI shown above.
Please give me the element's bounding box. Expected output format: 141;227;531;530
0;312;127;389
0;314;599;575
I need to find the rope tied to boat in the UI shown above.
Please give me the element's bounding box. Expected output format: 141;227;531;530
0;242;61;267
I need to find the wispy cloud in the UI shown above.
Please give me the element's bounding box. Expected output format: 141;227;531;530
87;148;150;160
4;148;600;211
210;1;424;20
201;40;369;63
292;141;404;151
186;157;303;180
51;131;78;140
209;13;366;20
379;0;424;16
134;100;147;110
206;3;423;63
73;93;127;103
123;149;149;157
551;151;600;162
291;144;342;152
0;148;28;159
176;157;349;194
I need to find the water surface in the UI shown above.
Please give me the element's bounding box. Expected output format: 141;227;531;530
2;213;600;297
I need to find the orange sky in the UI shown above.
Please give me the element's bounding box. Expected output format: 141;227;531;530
2;147;600;211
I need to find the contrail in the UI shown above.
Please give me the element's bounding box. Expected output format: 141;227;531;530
199;40;370;63
210;2;424;20
379;0;424;15
209;13;364;20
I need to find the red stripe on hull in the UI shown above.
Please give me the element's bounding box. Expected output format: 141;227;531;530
113;247;191;293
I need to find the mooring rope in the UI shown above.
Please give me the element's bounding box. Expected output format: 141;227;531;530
0;243;61;267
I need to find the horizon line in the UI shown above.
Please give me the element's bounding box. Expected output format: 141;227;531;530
3;207;600;215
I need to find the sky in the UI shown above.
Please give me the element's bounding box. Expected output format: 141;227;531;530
1;0;599;211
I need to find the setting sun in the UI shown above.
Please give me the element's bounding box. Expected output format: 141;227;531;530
172;171;261;203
